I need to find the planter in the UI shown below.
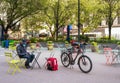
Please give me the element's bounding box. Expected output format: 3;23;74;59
91;41;98;52
47;44;54;50
1;41;5;47
30;43;36;50
9;40;15;46
65;44;69;47
65;41;70;47
91;45;97;52
47;41;54;50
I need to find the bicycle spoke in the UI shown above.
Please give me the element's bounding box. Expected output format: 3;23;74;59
78;55;92;73
61;52;70;67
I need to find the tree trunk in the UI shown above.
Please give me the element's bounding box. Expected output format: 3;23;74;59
55;0;60;41
108;7;112;40
1;25;9;40
55;23;59;41
1;26;4;41
108;24;112;40
4;29;9;40
108;1;113;40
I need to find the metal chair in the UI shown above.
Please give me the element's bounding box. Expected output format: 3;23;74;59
9;46;26;67
112;46;120;63
4;52;21;75
104;48;114;64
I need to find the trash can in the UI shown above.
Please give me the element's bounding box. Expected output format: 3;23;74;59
1;40;5;47
9;40;14;46
4;40;9;48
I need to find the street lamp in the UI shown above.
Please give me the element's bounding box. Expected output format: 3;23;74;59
78;0;80;42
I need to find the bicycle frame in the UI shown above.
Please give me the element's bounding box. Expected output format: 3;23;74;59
62;45;86;63
61;44;92;73
67;45;86;64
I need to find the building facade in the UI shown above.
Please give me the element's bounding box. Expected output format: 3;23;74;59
100;16;120;39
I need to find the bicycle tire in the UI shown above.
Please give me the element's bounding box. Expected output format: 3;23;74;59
78;55;92;73
61;52;70;67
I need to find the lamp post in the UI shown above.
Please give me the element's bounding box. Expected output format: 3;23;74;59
78;0;80;42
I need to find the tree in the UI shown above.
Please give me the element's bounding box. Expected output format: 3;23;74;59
42;0;77;40
21;14;48;37
0;0;46;40
100;0;120;40
77;0;103;35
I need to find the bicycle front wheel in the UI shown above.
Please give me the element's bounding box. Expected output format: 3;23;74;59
61;52;70;67
78;55;92;73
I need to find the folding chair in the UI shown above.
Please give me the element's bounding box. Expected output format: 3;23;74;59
9;46;26;67
104;48;114;64
31;51;41;69
112;46;120;63
4;52;21;75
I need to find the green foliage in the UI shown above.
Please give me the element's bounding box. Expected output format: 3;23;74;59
103;36;116;40
47;41;53;45
79;0;103;33
98;0;120;40
57;35;65;41
37;38;46;42
91;41;98;52
9;40;15;46
30;37;37;43
40;0;77;39
0;0;47;34
79;35;89;42
46;37;55;41
22;13;48;34
117;42;120;45
65;41;69;44
37;37;65;42
90;38;120;44
91;41;98;46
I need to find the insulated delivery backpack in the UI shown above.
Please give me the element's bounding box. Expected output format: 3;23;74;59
46;57;58;71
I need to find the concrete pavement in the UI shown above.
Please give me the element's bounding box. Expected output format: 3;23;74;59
0;47;120;83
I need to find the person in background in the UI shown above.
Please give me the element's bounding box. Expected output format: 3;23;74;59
16;40;34;69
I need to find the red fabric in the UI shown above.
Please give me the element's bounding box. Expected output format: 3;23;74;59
47;58;58;71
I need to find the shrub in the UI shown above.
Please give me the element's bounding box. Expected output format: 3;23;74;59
91;41;98;52
79;35;89;42
65;41;69;44
91;41;98;46
47;41;53;45
117;41;120;45
30;37;37;43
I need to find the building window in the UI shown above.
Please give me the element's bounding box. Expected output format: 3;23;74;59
118;16;120;24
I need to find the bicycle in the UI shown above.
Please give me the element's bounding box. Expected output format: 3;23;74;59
61;44;92;73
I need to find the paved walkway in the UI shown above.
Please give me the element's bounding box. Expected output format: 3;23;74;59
0;47;120;83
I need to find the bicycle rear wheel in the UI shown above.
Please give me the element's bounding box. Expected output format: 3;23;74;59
61;52;70;67
78;55;92;73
